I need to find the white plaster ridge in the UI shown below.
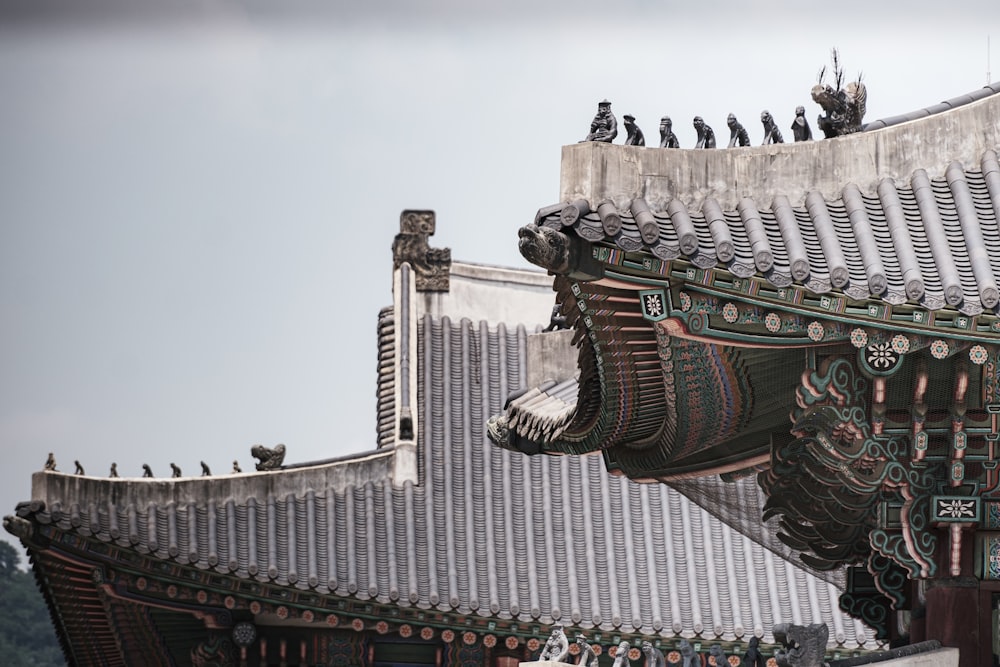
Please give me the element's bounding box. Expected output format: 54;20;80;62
415;260;556;327
30;448;396;508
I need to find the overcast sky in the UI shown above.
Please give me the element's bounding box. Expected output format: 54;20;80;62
2;1;997;553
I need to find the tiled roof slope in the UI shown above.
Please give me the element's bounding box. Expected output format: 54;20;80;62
542;147;1000;316
376;305;396;448
14;297;877;649
548;86;1000;317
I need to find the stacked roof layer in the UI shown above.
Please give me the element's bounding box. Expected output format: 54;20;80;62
13;290;876;649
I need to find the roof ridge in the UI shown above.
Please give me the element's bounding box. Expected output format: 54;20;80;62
864;80;1000;131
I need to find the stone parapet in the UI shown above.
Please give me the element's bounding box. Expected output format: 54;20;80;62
30;446;397;508
560;91;1000;211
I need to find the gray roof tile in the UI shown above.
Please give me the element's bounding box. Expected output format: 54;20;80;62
13;268;878;650
537;148;1000;316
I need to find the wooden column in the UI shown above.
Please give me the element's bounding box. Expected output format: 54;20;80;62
922;529;984;667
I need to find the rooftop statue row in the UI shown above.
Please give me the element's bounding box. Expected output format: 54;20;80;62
583;51;865;148
583;100;814;148
528;623;949;666
535;624;817;666
40;443;287;478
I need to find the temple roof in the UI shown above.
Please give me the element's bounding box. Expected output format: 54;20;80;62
8;255;876;653
542;87;1000;318
490;84;1000;655
494;83;1000;473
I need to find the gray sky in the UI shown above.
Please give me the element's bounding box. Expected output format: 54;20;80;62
2;1;997;553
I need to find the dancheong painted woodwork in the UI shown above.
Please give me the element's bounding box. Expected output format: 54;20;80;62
497;82;1000;665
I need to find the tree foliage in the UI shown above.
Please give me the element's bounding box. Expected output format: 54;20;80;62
0;542;63;666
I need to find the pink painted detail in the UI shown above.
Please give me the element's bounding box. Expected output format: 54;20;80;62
970;344;988;365
950;524;963;576
722;302;739;323
850;328;868;348
679;292;692;312
807;321;825;341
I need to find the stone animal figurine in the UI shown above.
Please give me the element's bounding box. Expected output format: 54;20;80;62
811;49;866;138
539;625;569;663
251;444;286;471
791;105;813;141
760;110;784;144
583;99;618;143
542;304;568;332
678;639;699;667
576;636;599;667
611;640;631;667
624;114;645;146
659;116;680;148
742;636;767;667
693;116;716;148
642;640;667;667
708;643;727;666
727;113;750;147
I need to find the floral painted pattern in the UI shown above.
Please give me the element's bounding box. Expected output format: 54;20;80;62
722;302;739;323
679;291;692;312
970;344;988;365
850;327;868;348
807;321;825;341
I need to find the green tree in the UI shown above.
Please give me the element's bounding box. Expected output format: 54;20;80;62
0;542;63;666
0;541;20;578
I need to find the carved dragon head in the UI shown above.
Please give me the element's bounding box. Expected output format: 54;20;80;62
518;223;572;274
